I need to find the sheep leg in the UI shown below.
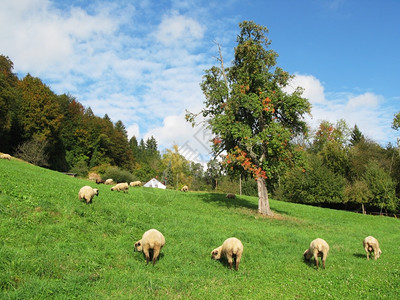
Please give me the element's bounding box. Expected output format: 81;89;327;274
313;249;319;269
152;246;161;265
365;247;370;260
235;254;241;271
226;254;233;269
322;253;327;269
143;245;151;264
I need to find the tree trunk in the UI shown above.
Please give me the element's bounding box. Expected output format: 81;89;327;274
257;177;273;216
362;203;366;215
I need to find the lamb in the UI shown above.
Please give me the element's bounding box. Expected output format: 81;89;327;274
363;236;382;260
78;186;99;204
134;229;166;265
211;237;243;270
104;178;113;185
129;181;142;187
181;185;189;192
0;153;11;160
226;193;236;199
303;238;329;269
111;182;129;192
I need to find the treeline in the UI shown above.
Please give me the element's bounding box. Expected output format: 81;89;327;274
275;120;400;214
2;55;399;212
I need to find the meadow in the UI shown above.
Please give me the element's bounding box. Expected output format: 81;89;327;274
0;158;399;299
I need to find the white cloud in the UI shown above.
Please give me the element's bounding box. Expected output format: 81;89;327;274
155;12;205;47
144;113;212;166
290;74;393;144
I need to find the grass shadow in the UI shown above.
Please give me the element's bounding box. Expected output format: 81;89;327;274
200;193;258;210
353;253;366;259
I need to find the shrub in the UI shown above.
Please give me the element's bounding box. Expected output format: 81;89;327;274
280;155;345;205
103;166;134;183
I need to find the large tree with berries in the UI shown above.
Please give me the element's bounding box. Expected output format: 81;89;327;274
187;21;311;216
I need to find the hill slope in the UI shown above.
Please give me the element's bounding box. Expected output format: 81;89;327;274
1;159;399;299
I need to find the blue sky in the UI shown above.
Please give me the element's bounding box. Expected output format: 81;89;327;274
1;0;399;164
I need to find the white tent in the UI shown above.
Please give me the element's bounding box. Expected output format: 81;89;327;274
143;178;166;189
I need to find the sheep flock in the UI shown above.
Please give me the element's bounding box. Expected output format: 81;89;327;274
73;180;383;271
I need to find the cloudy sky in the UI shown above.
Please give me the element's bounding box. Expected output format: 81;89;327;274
1;0;399;165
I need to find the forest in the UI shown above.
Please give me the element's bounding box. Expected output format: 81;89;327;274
1;54;399;214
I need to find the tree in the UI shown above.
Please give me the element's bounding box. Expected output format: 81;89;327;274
186;21;310;215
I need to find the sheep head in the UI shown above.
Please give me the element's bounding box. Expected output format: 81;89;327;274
94;189;99;196
134;240;143;252
303;249;312;260
211;246;223;260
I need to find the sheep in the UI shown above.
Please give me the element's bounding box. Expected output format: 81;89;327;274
211;237;243;270
181;185;189;192
96;178;104;184
134;229;165;265
129;181;142;187
226;193;236;199
111;182;129;192
104;178;113;185
78;186;99;204
0;153;11;160
363;236;382;260
303;238;329;269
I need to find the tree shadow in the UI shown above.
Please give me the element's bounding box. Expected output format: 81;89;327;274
200;193;258;210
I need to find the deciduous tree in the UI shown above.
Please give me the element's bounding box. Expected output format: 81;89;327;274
187;21;310;215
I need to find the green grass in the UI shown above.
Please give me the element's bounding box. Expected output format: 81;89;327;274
1;159;399;299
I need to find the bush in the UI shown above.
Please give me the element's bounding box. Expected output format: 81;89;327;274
280;155;345;205
103;166;134;183
70;160;89;178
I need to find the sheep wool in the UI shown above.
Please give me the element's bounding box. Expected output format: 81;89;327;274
134;229;166;265
211;237;243;271
226;193;236;199
181;185;189;192
363;236;382;260
104;178;113;185
0;153;11;160
111;182;129;192
129;181;142;187
78;186;99;204
303;238;329;269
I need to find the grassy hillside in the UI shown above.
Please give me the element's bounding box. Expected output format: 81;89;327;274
1;158;399;299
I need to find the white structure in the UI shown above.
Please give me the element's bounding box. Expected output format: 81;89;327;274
143;178;166;189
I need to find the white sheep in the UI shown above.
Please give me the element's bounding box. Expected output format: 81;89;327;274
303;238;329;269
78;186;99;204
181;185;189;192
363;236;382;260
104;178;113;185
129;181;142;187
111;182;129;192
134;229;166;265
0;153;11;160
211;237;243;270
226;193;236;199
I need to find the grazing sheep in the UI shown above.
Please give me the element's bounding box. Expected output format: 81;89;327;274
111;182;129;192
363;236;382;260
226;193;236;199
211;237;243;270
78;186;99;204
104;178;113;185
129;181;142;187
0;153;11;160
96;178;104;184
134;229;166;265
303;238;329;269
181;185;189;192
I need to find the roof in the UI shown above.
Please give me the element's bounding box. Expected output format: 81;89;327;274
143;178;166;189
